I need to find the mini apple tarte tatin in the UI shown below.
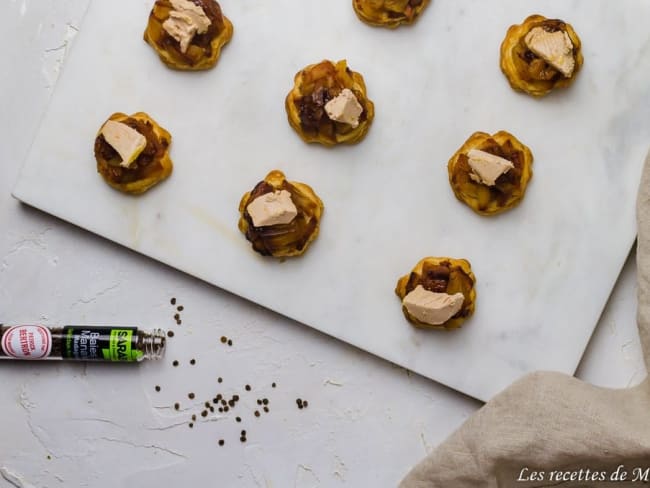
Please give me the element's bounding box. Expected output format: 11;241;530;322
353;0;430;29
144;0;233;71
285;60;375;146
95;112;173;195
238;170;324;258
395;257;476;329
500;14;583;97
448;131;533;216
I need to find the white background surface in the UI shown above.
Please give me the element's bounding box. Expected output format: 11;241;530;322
0;1;647;487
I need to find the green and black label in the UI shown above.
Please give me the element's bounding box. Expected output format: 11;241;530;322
62;327;143;362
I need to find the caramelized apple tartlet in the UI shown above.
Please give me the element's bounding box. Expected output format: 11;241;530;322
353;0;430;28
395;257;476;329
448;131;533;216
500;14;583;97
144;0;233;71
95;112;173;194
238;170;324;258
286;60;375;146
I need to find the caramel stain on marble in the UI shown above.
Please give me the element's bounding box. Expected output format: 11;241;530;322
186;205;241;247
121;202;142;250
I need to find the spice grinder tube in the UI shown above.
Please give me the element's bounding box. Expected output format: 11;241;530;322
0;325;166;362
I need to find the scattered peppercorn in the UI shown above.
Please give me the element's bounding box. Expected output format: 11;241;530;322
160;322;311;447
177;319;182;325
171;298;176;305
177;306;184;312
174;313;180;320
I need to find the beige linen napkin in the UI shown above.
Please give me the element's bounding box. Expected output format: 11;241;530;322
401;150;650;488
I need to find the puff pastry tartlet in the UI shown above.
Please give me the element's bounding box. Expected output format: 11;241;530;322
238;170;324;258
95;112;173;194
144;0;233;71
500;14;583;97
285;60;375;146
395;257;476;329
448;131;533;216
353;0;430;28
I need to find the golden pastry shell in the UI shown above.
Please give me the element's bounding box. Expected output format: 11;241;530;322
95;111;173;195
395;257;477;330
143;0;233;71
285;59;375;146
500;14;584;97
447;130;533;216
352;0;431;29
238;170;325;258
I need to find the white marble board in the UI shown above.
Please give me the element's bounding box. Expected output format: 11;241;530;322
13;0;650;401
